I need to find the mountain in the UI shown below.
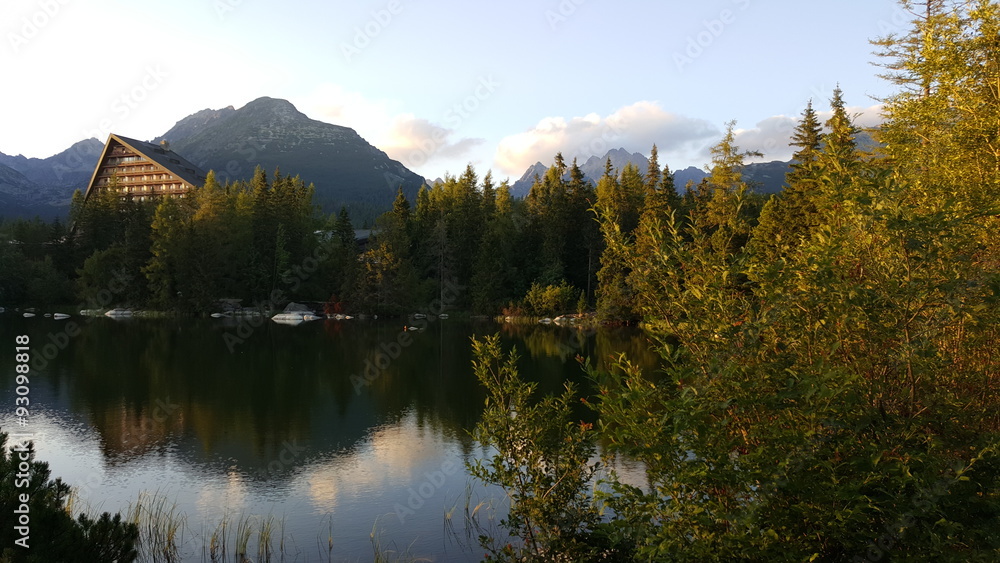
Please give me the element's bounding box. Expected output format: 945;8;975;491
0;98;426;221
510;148;651;198
0;163;47;217
0;138;104;219
579;148;649;183
0;138;104;191
510;162;549;198
673;161;792;195
158;97;426;217
0;164;38;201
511;148;793;198
744;161;792;194
672;166;708;189
154;106;237;145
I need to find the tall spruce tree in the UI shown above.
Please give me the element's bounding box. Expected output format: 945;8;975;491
750;101;824;263
818;87;860;181
595;160;637;321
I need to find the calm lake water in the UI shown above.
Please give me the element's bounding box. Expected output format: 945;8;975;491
0;314;659;562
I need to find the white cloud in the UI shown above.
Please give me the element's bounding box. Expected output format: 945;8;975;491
493;101;719;176
380;115;485;170
296;84;483;173
733;104;886;163
732;115;799;162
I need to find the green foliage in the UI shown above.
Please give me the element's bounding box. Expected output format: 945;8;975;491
472;181;527;313
525;155;601;293
322;206;359;306
521;280;578;317
575;290;588;316
142;167;321;311
468;335;626;561
751;100;825;264
594;158;648;322
466;17;1000;552
594;156;1000;561
76;246;132;306
873;0;1000;207
354;238;418;315
595;215;636;322
0;432;139;562
0;219;74;306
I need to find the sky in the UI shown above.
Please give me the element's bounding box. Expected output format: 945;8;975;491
1;0;910;181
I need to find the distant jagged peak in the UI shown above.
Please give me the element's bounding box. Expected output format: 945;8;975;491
516;161;548;183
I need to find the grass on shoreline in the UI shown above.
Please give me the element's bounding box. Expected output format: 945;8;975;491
68;489;505;563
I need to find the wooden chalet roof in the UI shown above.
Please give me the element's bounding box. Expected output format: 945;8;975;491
83;133;208;199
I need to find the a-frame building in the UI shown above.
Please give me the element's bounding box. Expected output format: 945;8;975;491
83;134;208;202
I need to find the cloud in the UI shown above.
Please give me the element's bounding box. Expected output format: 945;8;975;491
296;84;483;172
732;115;799;162
732;104;886;163
493;101;719;176
379;115;485;169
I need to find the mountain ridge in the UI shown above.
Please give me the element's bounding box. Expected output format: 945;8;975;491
0;99;858;221
158;97;427;219
0;98;429;221
0;138;104;218
510;148;793;198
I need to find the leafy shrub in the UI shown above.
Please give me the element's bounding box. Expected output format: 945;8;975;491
522;281;578;317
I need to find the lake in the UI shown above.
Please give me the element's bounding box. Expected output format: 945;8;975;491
0;313;660;562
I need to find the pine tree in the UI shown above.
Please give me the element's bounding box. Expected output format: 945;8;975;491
145;196;192;308
874;0;1000;207
564;158;598;297
700;121;759;255
818;87;860;182
526;156;571;284
640;145;679;221
644;144;662;194
481;170;496;218
750;101;825;263
391;185;411;224
334;206;355;247
786;99;824;187
595;161;637;321
0;433;139;562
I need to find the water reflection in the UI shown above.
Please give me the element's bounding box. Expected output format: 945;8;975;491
0;315;661;560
